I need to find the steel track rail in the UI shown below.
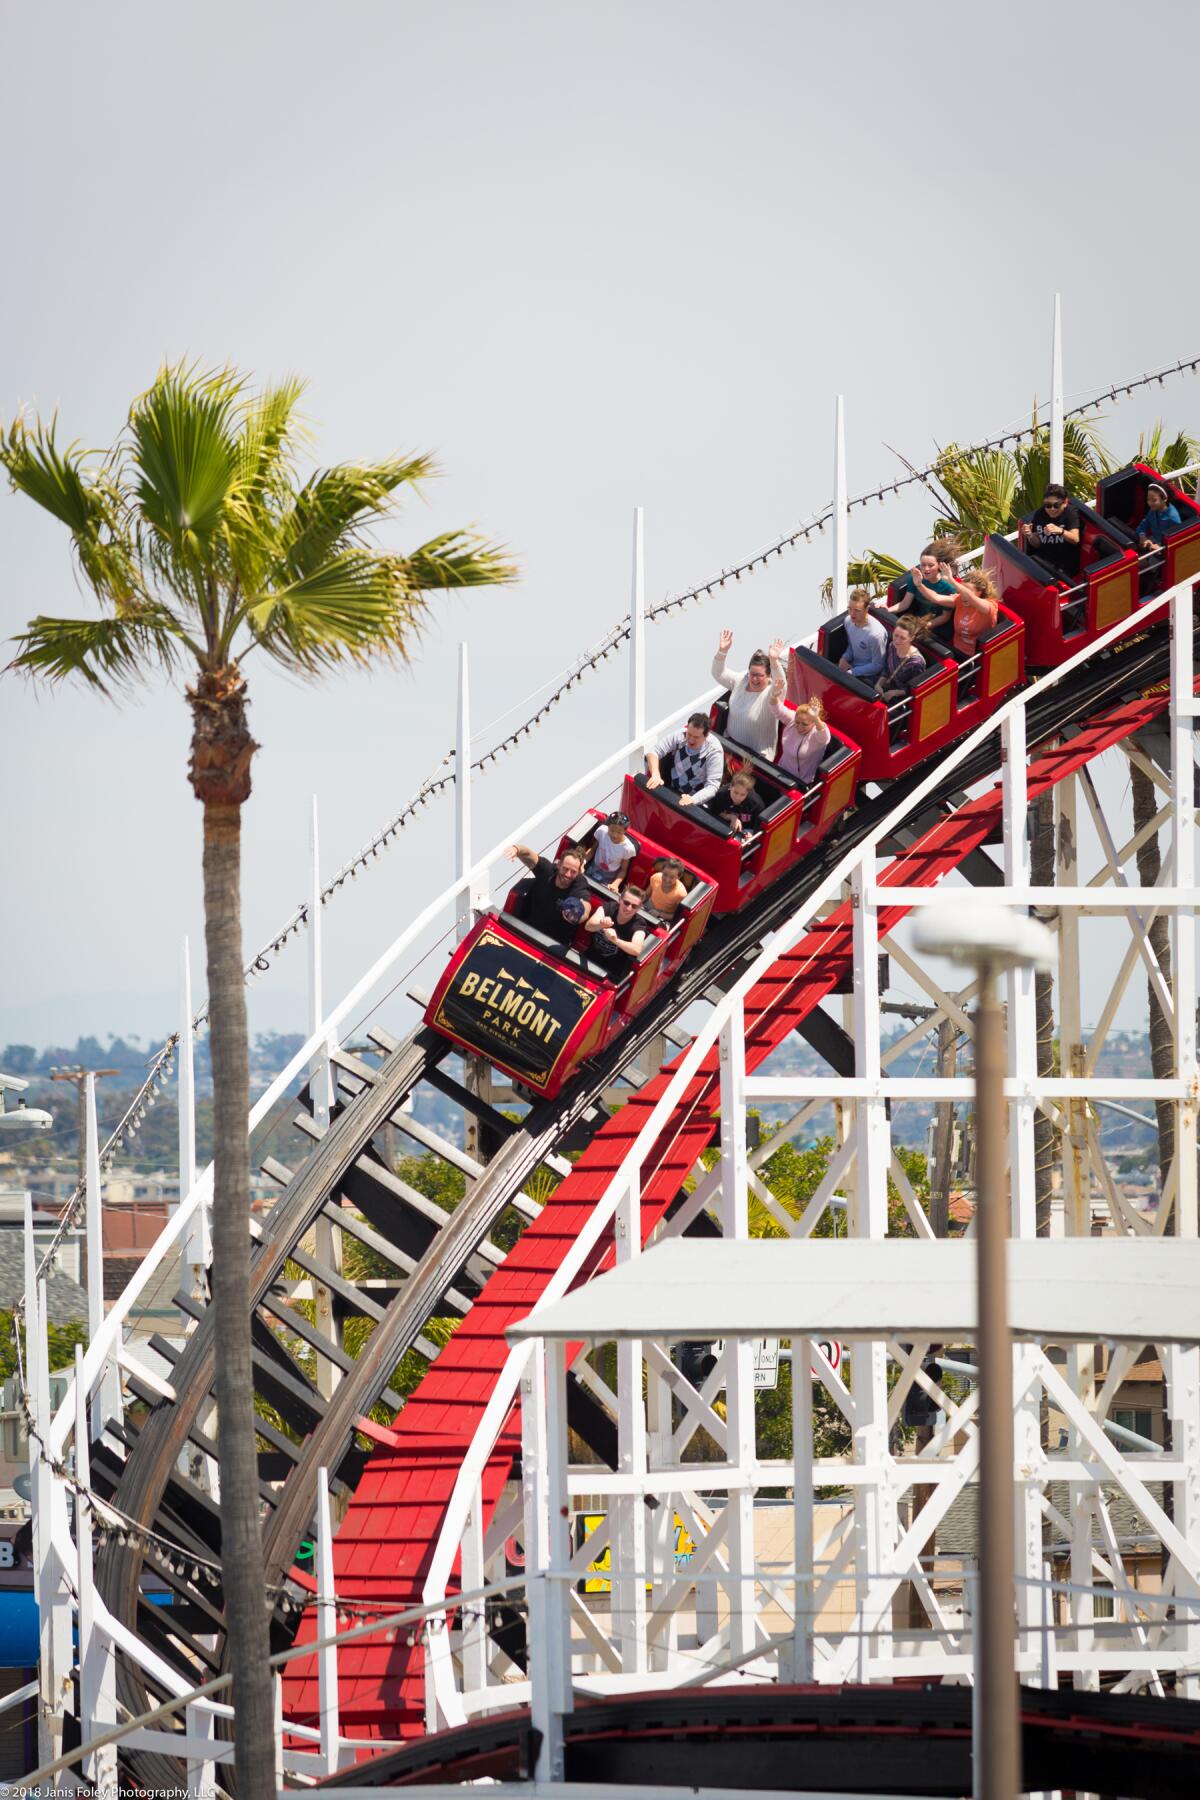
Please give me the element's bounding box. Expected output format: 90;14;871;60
97;621;1190;1788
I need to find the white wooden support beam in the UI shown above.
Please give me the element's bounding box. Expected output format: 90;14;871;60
719;1003;756;1659
309;799;342;1398
528;1337;571;1783
849;852;893;1671
185;1701;218;1799
629;507;646;777
1168;580;1200;1693
833;395;849;615
74;1345;118;1796
614;1165;647;1675
456;642;475;940
1049;293;1064;488
316;1465;340;1776
27;1232;71;1770
1170;585;1197;1238
179;938;210;1277
787;1344;815;1683
84;1076;122;1443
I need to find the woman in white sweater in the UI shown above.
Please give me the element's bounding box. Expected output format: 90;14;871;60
710;632;788;755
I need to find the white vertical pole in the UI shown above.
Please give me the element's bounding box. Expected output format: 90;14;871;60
788;1342;815;1682
178;939;196;1206
1049;294;1064;488
1169;579;1200;1694
613;1169;647;1675
74;1345;118;1796
629;507;646;776
26;1220;69;1769
84;1076;121;1442
456;642;473;940
1001;707;1045;1669
833;396;849;615
526;1337;568;1783
720;1003;756;1660
316;1465;340;1776
459;1479;488;1701
850;850;893;1668
310;799;340;1397
180;940;209;1278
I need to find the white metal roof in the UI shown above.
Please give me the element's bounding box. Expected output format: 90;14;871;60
507;1238;1200;1345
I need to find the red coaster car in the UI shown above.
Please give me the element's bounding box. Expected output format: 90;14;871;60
622;724;859;916
1094;462;1200;595
424;825;715;1100
791;596;1024;784
982;495;1139;666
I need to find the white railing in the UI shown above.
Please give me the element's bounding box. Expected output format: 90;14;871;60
420;579;1195;1726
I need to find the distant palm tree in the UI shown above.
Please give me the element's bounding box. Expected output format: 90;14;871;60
829;415;1199;592
2;363;515;1798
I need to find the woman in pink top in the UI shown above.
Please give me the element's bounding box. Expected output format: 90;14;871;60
771;693;831;786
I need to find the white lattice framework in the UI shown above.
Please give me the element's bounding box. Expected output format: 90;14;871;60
421;579;1200;1780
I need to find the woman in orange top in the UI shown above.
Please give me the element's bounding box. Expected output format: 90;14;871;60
934;563;999;655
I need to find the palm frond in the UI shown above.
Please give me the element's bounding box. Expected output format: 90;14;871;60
278;455;438;580
932;446;1019;547
244;550;427;672
127;361;243;561
1137;421;1200;475
7;608;185;694
820;549;906;609
0;416;142;606
399;528;518;591
232;375;307;508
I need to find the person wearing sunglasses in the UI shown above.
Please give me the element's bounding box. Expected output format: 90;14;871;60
1022;483;1082;577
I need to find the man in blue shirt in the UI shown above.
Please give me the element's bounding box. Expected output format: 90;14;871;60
1136;482;1182;550
838;588;889;681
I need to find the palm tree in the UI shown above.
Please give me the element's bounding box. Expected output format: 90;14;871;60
2;363;514;1799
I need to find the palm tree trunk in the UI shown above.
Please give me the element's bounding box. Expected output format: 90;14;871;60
190;666;272;1797
204;799;275;1798
1131;764;1175;1186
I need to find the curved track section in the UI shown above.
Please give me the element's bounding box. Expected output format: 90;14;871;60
313;1681;1200;1799
281;650;1187;1742
93;621;1188;1784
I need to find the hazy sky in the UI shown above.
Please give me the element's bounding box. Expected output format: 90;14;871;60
3;0;1197;1053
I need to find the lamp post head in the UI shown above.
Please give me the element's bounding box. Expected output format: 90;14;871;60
912;904;1057;975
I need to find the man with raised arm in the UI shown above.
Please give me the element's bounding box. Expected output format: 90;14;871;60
505;842;590;944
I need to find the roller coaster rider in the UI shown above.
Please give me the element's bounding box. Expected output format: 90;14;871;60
504;840;589;944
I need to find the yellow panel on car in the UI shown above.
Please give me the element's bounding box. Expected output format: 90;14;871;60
1093;569;1135;632
761;816;794;875
985;637;1020;698
916;680;952;741
1172;535;1200;583
818;765;855;828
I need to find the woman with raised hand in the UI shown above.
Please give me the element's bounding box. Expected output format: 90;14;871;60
710;630;788;755
770;692;831;787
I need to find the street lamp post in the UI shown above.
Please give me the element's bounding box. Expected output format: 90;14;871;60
913;904;1056;1800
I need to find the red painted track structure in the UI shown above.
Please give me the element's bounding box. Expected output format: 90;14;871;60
282;673;1190;1743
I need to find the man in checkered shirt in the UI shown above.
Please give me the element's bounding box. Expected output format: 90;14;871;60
645;711;725;807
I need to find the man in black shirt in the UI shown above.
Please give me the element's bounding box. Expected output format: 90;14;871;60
1022;484;1082;579
584;882;656;965
505;841;589;944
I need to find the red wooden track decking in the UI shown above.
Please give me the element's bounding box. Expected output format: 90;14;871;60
281;688;1175;1740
